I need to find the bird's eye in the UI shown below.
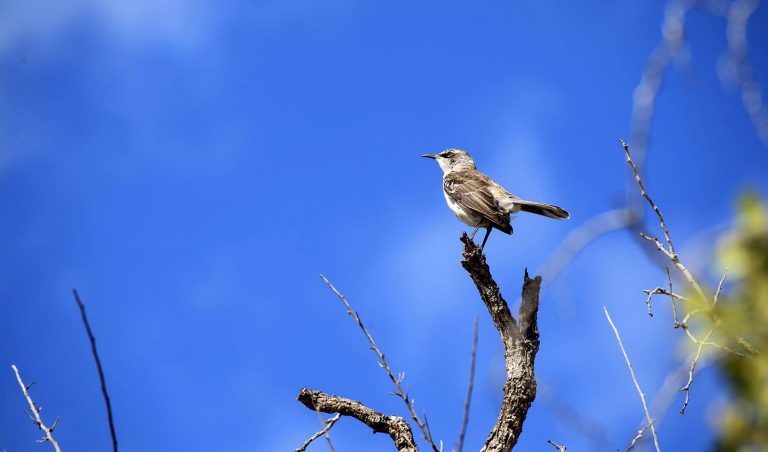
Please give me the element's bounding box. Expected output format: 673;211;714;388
442;151;454;158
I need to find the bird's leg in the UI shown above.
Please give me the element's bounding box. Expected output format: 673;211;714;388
469;224;481;240
480;227;492;250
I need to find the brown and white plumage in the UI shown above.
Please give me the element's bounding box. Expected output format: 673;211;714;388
423;148;569;249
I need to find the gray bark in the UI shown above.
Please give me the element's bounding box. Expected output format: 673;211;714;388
297;388;418;452
460;233;541;451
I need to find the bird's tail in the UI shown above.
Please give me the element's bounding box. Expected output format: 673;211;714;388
513;199;570;219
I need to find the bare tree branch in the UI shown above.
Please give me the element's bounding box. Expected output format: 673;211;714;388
319;275;439;451
678;269;728;414
460;234;541;451
533;0;696;286
629;0;694;177
603;307;660;452
642;267;687;320
10;365;62;452
72;289;118;452
624;133;754;412
547;439;567;451
297;388;418;452
455;317;479;452
621;138;707;300
295;413;341;452
666;266;680;327
626;420;654;452
722;0;768;144
314;410;337;452
713;268;728;307
679;328;713;415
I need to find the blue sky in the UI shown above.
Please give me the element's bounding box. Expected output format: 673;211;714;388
1;1;767;450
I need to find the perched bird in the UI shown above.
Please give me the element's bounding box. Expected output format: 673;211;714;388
423;148;569;249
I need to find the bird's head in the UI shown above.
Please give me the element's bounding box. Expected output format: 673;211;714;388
422;148;476;173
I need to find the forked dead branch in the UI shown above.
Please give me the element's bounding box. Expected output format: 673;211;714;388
460;234;542;451
295;235;544;451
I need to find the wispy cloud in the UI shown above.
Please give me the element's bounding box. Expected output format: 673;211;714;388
0;0;213;56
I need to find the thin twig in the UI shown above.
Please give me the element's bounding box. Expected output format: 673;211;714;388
295;413;341;452
678;269;727;414
622;139;706;300
455;317;479;452
72;289;118;452
547;439;567;451
665;267;680;327
626;137;750;361
643;267;688;320
314;410;336;452
626;420;654;452
603;307;660;452
713;269;728;306
621;138;674;254
319;275;439;452
642;287;688;317
10;365;62;452
679;328;713;414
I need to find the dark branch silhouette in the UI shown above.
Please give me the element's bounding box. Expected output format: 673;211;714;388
73;289;118;452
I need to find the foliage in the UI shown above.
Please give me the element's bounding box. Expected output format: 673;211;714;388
714;194;768;451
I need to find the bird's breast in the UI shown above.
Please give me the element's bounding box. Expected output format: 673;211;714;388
443;192;483;227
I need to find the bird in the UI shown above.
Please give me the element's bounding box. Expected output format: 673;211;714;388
423;148;569;250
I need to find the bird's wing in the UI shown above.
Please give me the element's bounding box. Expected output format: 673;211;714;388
443;171;511;231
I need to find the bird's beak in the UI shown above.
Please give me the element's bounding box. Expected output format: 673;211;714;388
422;154;437;159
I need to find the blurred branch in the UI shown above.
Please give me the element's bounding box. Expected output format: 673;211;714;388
72;289;118;452
537;0;766;305
537;383;613;449
297;388;417;452
455;317;479;452
547;439;567;451
295;413;341;452
537;208;631;283
460;234;541;451
603;307;661;452
629;0;694;176
721;0;768;144
532;0;697;306
319;275;439;452
10;365;62;452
